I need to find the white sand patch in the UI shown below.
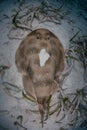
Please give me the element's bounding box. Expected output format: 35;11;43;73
39;48;50;67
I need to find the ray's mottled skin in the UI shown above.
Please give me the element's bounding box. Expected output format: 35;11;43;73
15;28;65;127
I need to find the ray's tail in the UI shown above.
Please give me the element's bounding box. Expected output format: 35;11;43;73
37;96;51;127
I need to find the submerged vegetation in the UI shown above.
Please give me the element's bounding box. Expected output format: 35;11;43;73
0;65;9;73
12;1;65;29
66;35;87;81
7;0;68;39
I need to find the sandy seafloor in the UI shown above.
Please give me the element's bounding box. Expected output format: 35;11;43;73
0;0;87;130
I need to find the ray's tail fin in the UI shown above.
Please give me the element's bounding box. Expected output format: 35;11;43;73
37;96;51;127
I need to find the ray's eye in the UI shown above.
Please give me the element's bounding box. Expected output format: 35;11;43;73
36;33;41;39
47;35;50;40
46;34;50;40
